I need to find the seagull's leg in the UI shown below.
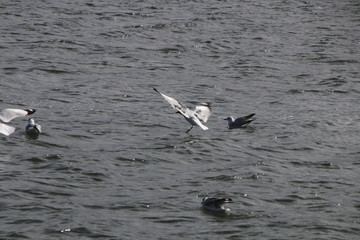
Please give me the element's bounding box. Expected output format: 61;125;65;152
186;125;193;133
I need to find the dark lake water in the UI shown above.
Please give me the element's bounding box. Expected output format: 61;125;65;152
1;0;359;239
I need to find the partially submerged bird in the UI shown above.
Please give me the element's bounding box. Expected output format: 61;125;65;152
0;108;36;136
225;113;255;129
202;197;232;212
153;87;211;133
25;118;41;137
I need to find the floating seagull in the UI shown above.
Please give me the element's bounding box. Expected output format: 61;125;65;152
153;87;211;133
225;113;255;129
0;108;36;136
202;197;232;212
25;118;41;137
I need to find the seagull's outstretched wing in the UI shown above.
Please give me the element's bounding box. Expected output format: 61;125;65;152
0;123;16;136
153;87;188;115
0;108;36;123
195;104;211;123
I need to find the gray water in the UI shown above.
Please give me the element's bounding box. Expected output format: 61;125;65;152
1;0;359;239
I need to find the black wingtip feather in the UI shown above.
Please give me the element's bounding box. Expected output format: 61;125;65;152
244;113;255;119
25;109;36;115
153;87;160;93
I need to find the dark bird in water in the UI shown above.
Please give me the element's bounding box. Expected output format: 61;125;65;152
224;113;255;129
25;118;41;138
202;197;232;212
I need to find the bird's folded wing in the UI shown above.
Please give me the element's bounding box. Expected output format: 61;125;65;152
0;109;28;122
195;105;211;123
35;124;42;133
234;113;255;124
207;198;231;204
0;123;16;136
234;117;246;125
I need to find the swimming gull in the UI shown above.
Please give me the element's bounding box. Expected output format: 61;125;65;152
153;87;211;133
0;108;36;136
225;113;255;129
202;197;232;212
25;118;41;137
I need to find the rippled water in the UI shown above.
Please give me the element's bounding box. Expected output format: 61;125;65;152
1;0;359;239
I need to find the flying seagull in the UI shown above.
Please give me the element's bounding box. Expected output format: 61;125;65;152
25;118;41;138
224;113;255;129
0;108;36;136
202;197;232;212
153;87;211;133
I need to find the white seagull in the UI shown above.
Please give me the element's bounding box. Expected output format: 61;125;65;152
225;113;255;129
25;118;41;137
153;87;211;133
202;197;232;212
0;108;36;136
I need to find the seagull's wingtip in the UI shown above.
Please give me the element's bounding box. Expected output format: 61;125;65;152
244;113;256;119
25;109;37;115
153;87;159;93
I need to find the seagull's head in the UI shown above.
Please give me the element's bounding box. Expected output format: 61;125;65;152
28;118;36;126
224;117;234;121
202;197;209;204
200;102;211;109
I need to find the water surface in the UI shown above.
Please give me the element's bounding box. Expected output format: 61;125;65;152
1;0;359;239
